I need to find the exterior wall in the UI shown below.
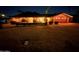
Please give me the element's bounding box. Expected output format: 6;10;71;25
36;17;46;23
33;17;40;23
9;13;73;24
52;13;73;23
10;17;34;23
46;17;52;22
25;17;33;23
10;17;50;23
10;17;21;22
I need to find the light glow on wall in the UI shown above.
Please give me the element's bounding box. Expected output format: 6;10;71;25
37;17;45;23
10;13;73;24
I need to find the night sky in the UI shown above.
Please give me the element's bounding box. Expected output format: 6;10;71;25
0;6;79;16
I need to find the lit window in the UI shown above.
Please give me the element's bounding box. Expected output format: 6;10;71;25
55;17;58;19
61;17;64;19
58;17;60;19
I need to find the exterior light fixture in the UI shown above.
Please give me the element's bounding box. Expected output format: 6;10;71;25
1;14;5;17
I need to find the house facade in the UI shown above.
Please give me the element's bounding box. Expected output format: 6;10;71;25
9;12;73;25
52;13;73;23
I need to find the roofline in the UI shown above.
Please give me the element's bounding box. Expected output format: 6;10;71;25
10;12;73;18
52;12;73;17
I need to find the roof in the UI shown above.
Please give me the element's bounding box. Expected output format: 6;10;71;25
11;12;73;17
52;12;73;17
13;12;40;17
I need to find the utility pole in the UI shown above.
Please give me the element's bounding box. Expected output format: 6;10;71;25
45;7;51;25
45;7;51;14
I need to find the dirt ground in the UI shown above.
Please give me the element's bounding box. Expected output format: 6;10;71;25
0;23;79;52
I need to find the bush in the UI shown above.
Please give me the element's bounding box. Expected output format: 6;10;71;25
49;21;53;25
54;21;59;24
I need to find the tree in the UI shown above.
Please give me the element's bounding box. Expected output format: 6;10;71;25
73;10;79;23
0;13;6;29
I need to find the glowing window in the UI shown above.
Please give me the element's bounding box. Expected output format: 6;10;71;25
55;17;58;19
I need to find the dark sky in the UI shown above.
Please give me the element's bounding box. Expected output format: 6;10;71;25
0;6;79;16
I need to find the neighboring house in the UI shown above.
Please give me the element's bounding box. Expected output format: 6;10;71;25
9;12;73;25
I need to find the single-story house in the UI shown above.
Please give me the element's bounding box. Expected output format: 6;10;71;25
9;12;73;25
